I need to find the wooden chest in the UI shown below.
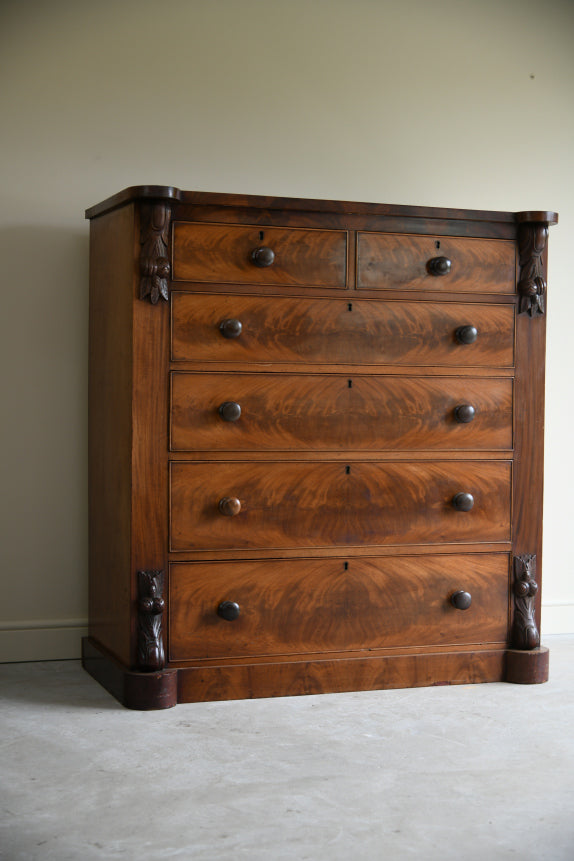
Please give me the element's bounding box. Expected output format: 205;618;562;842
83;187;557;709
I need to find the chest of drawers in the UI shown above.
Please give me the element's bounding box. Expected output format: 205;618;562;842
83;187;557;709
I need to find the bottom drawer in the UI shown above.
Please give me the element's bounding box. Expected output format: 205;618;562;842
168;553;510;661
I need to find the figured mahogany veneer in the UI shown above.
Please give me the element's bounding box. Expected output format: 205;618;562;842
173;222;347;288
84;187;556;708
170;372;513;452
171;294;516;367
169;554;510;661
357;232;516;293
170;460;511;551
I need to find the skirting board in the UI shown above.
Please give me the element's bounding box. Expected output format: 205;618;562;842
541;603;574;635
0;620;88;662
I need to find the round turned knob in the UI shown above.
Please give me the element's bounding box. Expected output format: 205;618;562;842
454;404;476;424
219;401;242;422
218;496;242;517
251;246;275;268
427;256;452;276
455;325;478;345
217;601;241;621
451;590;472;610
452;492;474;512
220;318;243;339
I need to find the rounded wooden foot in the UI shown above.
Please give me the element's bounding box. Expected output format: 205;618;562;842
506;646;549;684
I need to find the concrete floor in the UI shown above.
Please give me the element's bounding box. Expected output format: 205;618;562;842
1;637;573;861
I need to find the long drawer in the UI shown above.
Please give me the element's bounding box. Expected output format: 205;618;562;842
172;222;347;288
168;553;510;661
357;232;515;293
170;372;513;452
171;294;515;367
170;460;511;551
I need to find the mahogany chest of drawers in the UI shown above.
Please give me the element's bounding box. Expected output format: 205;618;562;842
83;187;557;709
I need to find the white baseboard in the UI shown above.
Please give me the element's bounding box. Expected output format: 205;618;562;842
541;602;574;636
0;619;88;662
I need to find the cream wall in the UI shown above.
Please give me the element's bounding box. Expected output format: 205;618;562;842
1;0;573;660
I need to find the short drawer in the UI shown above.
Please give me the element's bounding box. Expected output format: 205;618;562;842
171;294;515;367
357;232;515;294
170;372;513;452
168;553;510;661
170;460;511;551
172;222;347;288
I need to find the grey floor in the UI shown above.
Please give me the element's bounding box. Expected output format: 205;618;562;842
1;637;573;861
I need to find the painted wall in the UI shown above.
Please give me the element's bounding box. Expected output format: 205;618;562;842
1;0;573;660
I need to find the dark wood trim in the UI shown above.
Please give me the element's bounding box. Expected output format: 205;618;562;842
506;646;549;684
139;203;171;303
136;569;166;670
88;185;556;226
82;638;177;710
86;186;183;219
511;554;540;649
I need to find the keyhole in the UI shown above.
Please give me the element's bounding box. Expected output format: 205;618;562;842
348;303;353;311
259;231;265;241
435;240;440;249
345;465;351;474
348;380;352;388
344;562;349;571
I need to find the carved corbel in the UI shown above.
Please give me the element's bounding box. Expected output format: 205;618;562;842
516;211;558;316
517;223;548;316
137;569;166;670
139;203;171;303
511;554;540;650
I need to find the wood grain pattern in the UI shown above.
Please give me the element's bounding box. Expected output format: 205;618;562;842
169;553;510;661
171;293;515;367
170;460;511;551
170;372;513;452
357;232;515;293
512;250;547;637
172;222;347;288
85;187;556;706
175;648;507;703
88;205;135;665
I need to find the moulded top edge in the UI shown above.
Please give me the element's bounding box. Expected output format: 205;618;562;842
85;185;557;226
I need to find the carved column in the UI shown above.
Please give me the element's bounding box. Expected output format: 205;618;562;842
137;569;166;671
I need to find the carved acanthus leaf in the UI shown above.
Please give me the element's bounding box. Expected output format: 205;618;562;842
139;204;171;303
517;223;548;316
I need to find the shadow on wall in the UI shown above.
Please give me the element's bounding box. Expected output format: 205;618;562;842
0;227;90;624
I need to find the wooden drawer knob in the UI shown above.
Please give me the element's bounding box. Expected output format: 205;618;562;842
454;404;476;423
451;590;472;610
452;492;474;511
251;246;275;268
220;318;243;339
219;401;242;422
455;325;478;345
218;496;242;516
427;256;452;276
217;601;241;621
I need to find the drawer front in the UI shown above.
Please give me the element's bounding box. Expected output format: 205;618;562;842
170;373;513;452
169;553;510;660
172;222;347;288
171;294;515;367
170;460;511;551
357;232;515;293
